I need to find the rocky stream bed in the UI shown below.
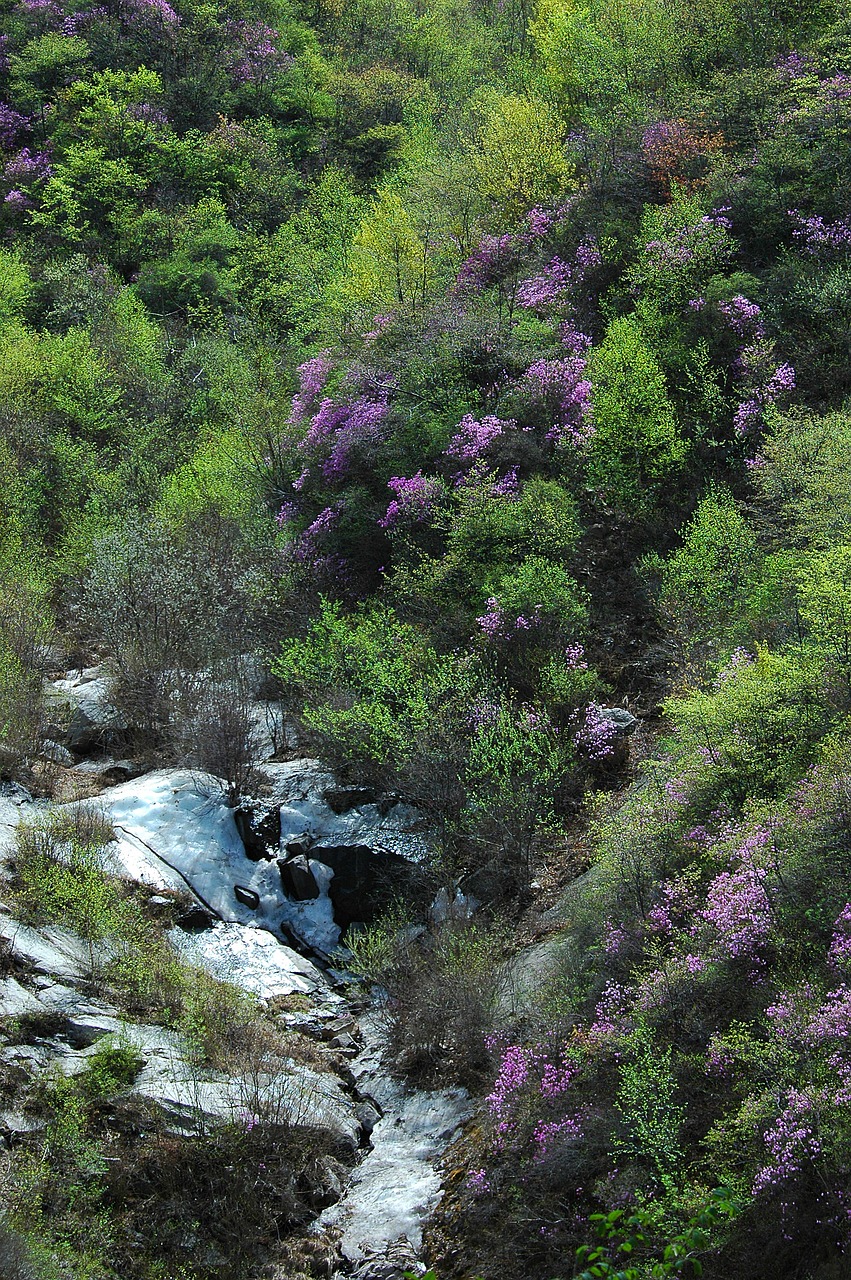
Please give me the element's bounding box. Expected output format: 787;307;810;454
0;731;473;1279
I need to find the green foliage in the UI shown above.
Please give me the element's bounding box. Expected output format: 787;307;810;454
613;1024;685;1186
573;1189;736;1280
589;316;687;513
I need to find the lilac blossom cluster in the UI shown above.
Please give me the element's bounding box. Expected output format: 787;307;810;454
17;0;63;26
717;295;765;338
643;209;733;274
0;104;30;150
516;236;601;311
4;147;52;183
829;904;851;971
702;858;772;958
299;391;389;482
282;502;343;569
290;352;334;423
455;233;520;293
486;1041;582;1161
518;334;593;446
789;208;851;257
733;349;796;435
475;597;543;641
753;1089;822;1195
445;413;517;463
62;7;108;34
574;703;618;761
224;20;294;86
378;471;442;530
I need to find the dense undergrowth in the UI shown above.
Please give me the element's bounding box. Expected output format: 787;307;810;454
3;0;851;1272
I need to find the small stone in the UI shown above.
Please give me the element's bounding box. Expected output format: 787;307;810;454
234;884;260;910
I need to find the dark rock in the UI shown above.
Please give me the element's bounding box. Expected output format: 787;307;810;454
175;903;216;932
323;787;378;815
278;855;320;901
233;884;260;910
355;1098;382;1136
234;804;281;861
285;838;312;858
311;845;425;930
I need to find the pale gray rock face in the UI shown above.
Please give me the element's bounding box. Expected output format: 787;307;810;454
168;921;336;1003
0;917;95;982
0;976;42;1019
46;666;120;753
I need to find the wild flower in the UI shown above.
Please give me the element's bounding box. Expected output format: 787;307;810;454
702;856;771;958
718;295;765;338
829;905;851;971
455;233;521;292
446;413;516;463
378;472;442;529
533;1114;582;1160
0;104;29;149
4;147;53;183
574;703;618;761
789;208;851;257
603;919;627;955
753;1089;822;1195
491;467;520;498
275;501;299;528
290;352;334;423
516;237;600;311
487;1043;532;1131
518;344;594;447
224;19;293;86
3;189;30;211
467;1167;491;1195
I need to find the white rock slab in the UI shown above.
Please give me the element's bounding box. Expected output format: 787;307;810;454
168;921;333;1001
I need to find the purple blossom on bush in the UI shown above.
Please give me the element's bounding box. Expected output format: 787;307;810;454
466;1167;491;1195
62;6;108;33
587;981;632;1044
702;854;771;958
275;501;299;528
455;233;520;293
718;294;765;338
491;467;520;498
3;189;30;212
291;352;333;422
0;35;9;73
487;1043;532;1132
378;471;442;530
603;919;627;955
533;1114;582;1160
644;211;733;273
775;51;810;79
563;642;588;670
0;105;30;149
123;0;180;26
446;413;515;463
17;0;63;26
519;348;593;447
574;703;618;761
223;18;294;85
516;237;600;311
733;343;796;435
829;905;851;971
4;147;52;183
805;986;851;1045
753;1089;822;1195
